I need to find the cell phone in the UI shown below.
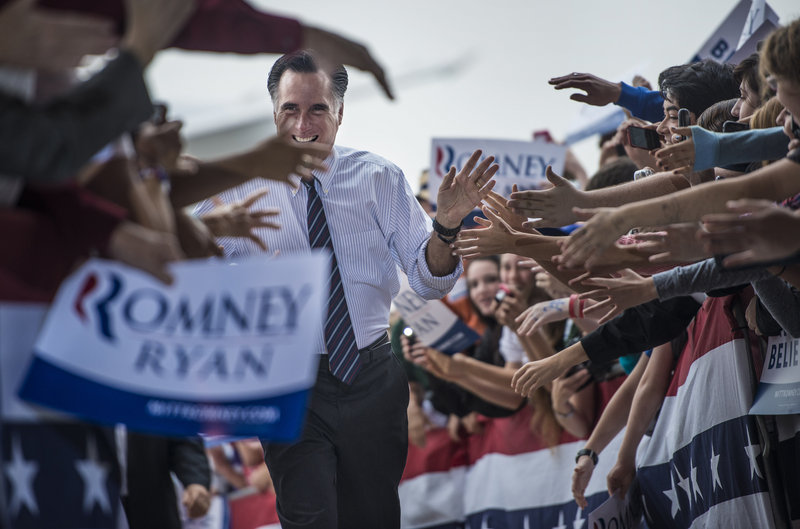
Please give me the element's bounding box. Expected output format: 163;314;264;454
150;103;167;125
678;108;691;127
494;284;511;303
722;120;749;133
627;126;661;150
792;117;800;140
402;326;417;346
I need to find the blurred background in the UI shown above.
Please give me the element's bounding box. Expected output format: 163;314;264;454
146;0;800;189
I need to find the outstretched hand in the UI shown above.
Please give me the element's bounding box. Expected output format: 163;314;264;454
483;186;530;232
579;268;657;325
303;25;394;100
556;207;628;270
201;188;279;251
511;356;565;398
632;223;709;264
507;166;583;227
251;135;329;187
700;199;800;268
515;298;569;336
548;72;622;107
451;206;521;259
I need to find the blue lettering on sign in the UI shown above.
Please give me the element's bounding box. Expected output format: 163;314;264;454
710;39;729;59
91;272;311;341
410;314;440;334
134;341;275;381
449;151;556;179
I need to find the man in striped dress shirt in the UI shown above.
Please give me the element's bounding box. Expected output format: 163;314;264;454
198;50;497;528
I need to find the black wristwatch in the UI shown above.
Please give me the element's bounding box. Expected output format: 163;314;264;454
576;448;598;465
432;217;462;244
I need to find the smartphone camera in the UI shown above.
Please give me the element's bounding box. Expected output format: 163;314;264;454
403;326;417;346
722;120;749;134
495;284;511;303
627;126;661;150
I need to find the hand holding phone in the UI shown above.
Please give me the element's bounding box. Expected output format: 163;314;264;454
403;326;417;347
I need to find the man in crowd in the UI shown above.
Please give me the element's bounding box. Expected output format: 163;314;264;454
198;50;497;528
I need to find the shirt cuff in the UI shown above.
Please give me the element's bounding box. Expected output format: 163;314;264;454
412;237;464;299
691;126;720;171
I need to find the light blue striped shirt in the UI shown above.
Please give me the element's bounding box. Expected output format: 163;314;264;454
195;145;462;351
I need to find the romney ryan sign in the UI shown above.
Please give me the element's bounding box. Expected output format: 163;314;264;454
19;254;328;440
428;138;567;208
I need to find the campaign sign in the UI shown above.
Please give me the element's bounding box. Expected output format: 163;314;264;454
690;0;778;64
587;479;644;529
750;331;800;415
429;138;567;207
393;276;479;355
18;254;328;440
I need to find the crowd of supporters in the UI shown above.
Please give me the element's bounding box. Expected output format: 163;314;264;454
1;0;799;527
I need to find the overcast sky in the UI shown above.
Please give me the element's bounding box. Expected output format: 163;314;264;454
146;0;800;189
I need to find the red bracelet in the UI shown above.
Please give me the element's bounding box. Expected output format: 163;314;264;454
568;294;579;319
577;298;586;319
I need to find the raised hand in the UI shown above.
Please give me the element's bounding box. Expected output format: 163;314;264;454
699;199;800;268
201;188;279;251
507;166;583;227
579;269;658;325
435;149;498;228
548;72;622;107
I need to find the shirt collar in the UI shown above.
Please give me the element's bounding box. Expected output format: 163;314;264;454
291;146;338;196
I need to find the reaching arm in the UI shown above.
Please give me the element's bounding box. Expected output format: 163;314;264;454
606;343;673;497
168;137;327;208
423;349;525;411
506;166;689;227
572;353;649;508
560;158;800;269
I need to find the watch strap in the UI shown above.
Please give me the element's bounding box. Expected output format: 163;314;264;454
575;448;598;465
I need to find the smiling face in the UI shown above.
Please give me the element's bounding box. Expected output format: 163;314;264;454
656;95;695;145
273;70;342;147
500;254;533;292
466;259;501;317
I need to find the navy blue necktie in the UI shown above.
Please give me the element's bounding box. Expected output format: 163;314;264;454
305;180;361;383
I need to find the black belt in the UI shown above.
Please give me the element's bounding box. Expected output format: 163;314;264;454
318;331;391;365
357;331;391;363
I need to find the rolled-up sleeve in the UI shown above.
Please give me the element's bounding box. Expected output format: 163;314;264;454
386;168;462;300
